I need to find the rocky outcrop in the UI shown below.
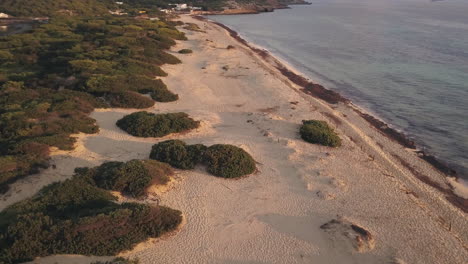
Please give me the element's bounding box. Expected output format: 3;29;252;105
195;0;310;15
320;218;375;253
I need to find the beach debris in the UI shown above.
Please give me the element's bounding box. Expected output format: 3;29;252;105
222;65;229;71
316;190;336;200
227;45;235;49
320;218;375;253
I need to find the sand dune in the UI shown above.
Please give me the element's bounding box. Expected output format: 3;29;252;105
3;15;467;264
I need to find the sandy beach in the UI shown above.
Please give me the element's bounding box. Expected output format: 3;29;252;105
2;15;467;264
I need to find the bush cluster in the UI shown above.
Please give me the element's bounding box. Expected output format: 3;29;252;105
0;170;182;264
116;111;200;138
77;159;173;198
0;15;185;192
299;120;341;147
149;140;256;178
149;140;207;170
106;91;155;109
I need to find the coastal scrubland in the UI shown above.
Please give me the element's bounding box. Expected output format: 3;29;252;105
116;111;200;137
75;159;173;198
0;160;182;264
0;15;184;193
150;140;256;178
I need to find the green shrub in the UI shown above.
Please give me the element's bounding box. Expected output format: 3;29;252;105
203;144;256;178
29;134;76;150
106;91;155;109
149;141;255;178
182;23;204;32
0;172;182;264
149;140;206;170
299;120;341;147
92;257;140;264
150;89;179;102
116;59;168;77
77;159;173;198
178;49;193;54
116;112;199;138
142;159;173;186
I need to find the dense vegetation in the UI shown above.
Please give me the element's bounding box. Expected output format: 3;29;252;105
0;168;182;264
106;91;155;109
0;15;185;193
117;111;199;137
0;0;116;17
178;49;193;54
92;258;140;264
300;120;341;147
149;140;207;169
150;140;256;178
0;0;229;16
75;159;173;198
203;144;256;178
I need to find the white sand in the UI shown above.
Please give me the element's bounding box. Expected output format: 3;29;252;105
3;15;467;264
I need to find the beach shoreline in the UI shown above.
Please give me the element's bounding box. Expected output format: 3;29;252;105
3;14;468;264
194;15;467;209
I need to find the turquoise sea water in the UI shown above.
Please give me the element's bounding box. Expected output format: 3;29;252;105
210;0;468;179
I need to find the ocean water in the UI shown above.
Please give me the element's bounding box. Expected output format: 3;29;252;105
210;0;468;180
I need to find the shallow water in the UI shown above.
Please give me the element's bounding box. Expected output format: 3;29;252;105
210;0;468;179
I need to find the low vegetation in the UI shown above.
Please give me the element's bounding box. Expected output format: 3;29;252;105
149;140;256;178
92;258;140;264
76;159;173;198
0;167;182;264
183;23;205;32
0;15;185;192
299;120;341;147
116;112;200;138
178;49;193;54
149;140;207;169
0;0;116;16
106;91;155;109
203;144;256;178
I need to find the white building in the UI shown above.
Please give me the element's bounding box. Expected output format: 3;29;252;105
175;4;188;10
0;13;10;18
115;1;124;5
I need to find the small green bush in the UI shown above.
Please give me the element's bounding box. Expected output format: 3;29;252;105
178;49;193;54
149;140;205;170
203;144;256;178
106;91;155;109
299;120;341;147
116;112;199;138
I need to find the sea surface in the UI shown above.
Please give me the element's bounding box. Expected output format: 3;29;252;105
210;0;468;181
